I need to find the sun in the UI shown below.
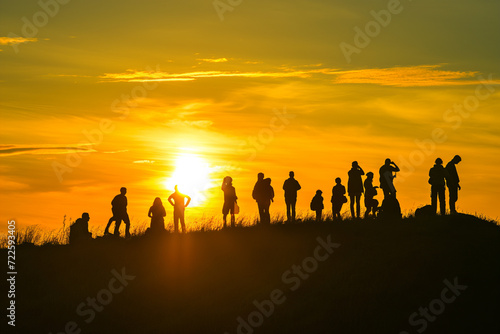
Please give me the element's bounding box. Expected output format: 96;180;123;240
164;152;213;207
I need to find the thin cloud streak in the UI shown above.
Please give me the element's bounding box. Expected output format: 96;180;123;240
0;36;38;46
0;145;95;157
98;65;498;87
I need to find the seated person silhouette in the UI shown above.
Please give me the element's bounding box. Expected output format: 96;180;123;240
331;177;347;220
104;187;131;238
168;185;191;233
148;197;166;233
310;190;324;222
69;213;92;245
364;172;379;218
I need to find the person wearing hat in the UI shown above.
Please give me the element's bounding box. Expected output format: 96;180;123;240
429;158;449;215
446;155;462;214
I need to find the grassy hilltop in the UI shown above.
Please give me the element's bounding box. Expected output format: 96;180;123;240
5;213;500;334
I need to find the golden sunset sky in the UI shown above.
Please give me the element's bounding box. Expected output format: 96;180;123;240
1;0;499;232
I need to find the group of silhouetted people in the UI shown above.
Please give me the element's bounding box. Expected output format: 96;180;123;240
70;185;192;244
244;158;402;224
428;155;462;215
69;156;463;244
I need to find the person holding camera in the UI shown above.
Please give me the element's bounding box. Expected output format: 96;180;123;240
379;158;400;199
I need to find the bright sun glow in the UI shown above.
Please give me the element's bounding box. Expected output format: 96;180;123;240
164;152;213;207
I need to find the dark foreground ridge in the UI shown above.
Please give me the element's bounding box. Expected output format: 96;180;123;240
6;214;500;334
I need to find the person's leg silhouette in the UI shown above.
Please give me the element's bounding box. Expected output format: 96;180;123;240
439;188;446;215
173;210;179;233
355;195;361;218
349;195;355;218
431;187;438;214
123;214;131;238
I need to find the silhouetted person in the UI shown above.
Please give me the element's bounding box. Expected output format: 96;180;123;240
283;171;301;222
69;212;92;245
364;172;379;218
259;178;274;225
168;185;191;233
221;176;238;228
310;190;324;221
379;158;400;199
104;187;130;238
148;197;166;232
429;158;448;215
331;177;347;220
446;155;462;214
348;161;365;218
252;172;266;224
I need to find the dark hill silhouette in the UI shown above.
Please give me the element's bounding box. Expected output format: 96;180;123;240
4;214;500;334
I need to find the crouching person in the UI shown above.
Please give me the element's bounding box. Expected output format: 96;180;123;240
69;212;93;245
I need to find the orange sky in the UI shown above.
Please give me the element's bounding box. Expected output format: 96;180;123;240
1;0;499;233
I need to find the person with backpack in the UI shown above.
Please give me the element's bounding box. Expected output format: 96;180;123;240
252;172;267;224
260;178;274;225
221;176;238;228
429;158;449;215
310;190;324;221
331;177;347;220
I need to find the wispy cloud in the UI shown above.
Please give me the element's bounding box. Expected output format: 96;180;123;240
98;68;338;82
166;119;214;128
133;160;155;164
98;64;497;87
197;58;228;63
0;144;95;157
0;37;38;51
333;65;489;87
